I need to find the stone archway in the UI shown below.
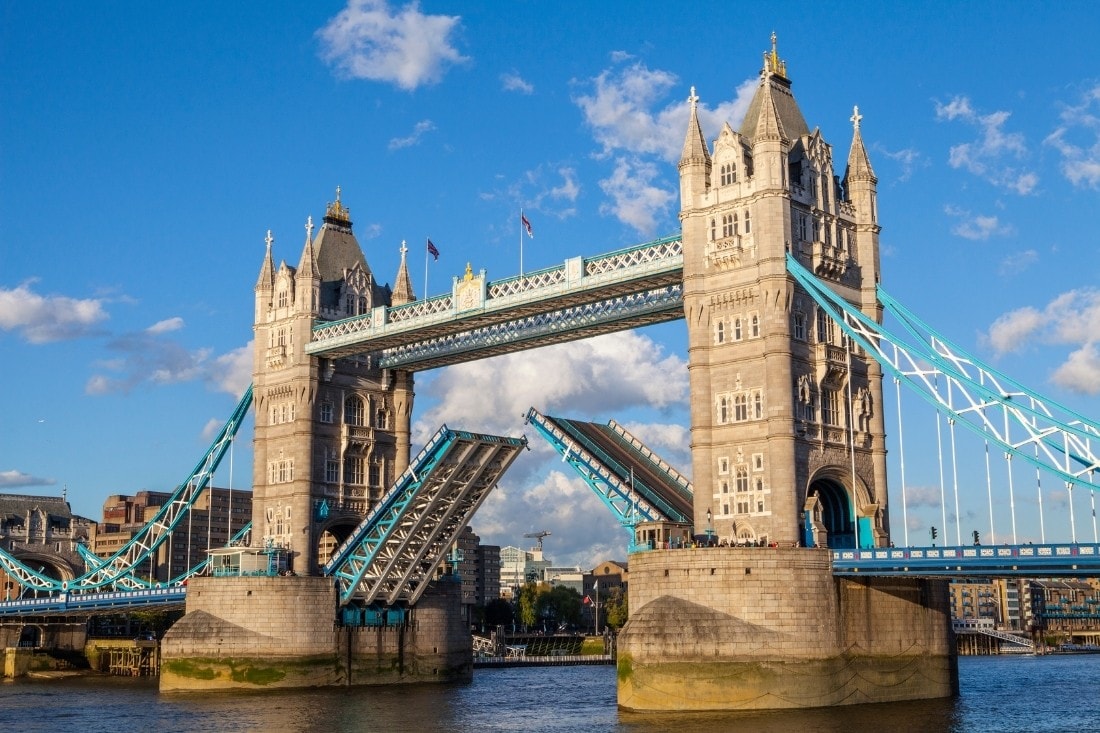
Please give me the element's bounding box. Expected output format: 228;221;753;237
316;519;360;569
807;477;855;548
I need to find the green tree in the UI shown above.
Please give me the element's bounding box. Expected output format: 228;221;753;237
539;585;582;630
603;588;629;631
517;582;543;629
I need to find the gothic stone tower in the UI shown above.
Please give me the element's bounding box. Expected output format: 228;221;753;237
252;190;417;573
679;36;889;549
617;39;955;713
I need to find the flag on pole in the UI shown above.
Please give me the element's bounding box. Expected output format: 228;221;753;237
583;596;592;605
427;239;440;260
521;213;533;238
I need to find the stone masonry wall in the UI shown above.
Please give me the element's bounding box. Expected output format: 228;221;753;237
618;547;956;711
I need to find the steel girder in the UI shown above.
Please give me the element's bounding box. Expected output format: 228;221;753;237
786;253;1100;491
831;542;1100;577
305;235;684;363
379;284;684;370
324;426;526;607
525;408;678;549
0;386;253;593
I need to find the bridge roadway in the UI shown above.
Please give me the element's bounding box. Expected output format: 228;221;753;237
831;542;1100;577
0;586;186;617
305;235;684;370
543;414;693;521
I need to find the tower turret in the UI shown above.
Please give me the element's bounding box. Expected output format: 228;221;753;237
391;240;416;306
678;86;712;210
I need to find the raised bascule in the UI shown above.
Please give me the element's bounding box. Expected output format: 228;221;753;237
3;35;1100;708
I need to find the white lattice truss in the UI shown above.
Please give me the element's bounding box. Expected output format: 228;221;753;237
380;285;683;369
305;235;683;361
787;253;1100;491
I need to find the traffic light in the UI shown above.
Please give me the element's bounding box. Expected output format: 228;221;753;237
930;526;938;544
972;530;980;546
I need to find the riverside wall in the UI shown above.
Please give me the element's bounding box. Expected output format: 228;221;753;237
617;547;958;711
160;576;470;692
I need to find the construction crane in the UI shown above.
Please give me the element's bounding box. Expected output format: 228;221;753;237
524;530;551;552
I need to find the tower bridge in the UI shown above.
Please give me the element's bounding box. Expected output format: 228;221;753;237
3;35;1099;710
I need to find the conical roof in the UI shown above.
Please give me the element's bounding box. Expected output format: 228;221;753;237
738;34;808;143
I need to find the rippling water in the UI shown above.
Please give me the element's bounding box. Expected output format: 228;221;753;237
2;655;1098;732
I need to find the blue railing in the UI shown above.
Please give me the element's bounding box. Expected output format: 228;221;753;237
832;542;1100;577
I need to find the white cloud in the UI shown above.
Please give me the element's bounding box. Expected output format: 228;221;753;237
0;470;55;488
147;317;184;335
501;71;533;94
598;156;675;236
85;331;253;397
984;289;1100;394
944;204;1012;241
414;330;687;441
0;281;108;343
316;0;467;91
1044;84;1100;189
573;61;754;236
935;95;1037;194
1051;342;1100;395
997;249;1038;276
211;342;254;398
388;119;435;150
879;146;926;183
549;167;580;203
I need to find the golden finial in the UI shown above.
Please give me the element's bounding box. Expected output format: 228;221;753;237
325;185;351;223
764;32;788;79
464;262;474;281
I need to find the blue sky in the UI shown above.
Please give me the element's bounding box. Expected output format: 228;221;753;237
2;1;1099;567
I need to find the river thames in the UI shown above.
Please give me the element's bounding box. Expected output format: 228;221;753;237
2;654;1097;732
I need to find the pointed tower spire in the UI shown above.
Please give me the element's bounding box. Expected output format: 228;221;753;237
679;86;711;167
391;240;416;306
752;83;789;144
678;85;712;208
296;215;318;278
256;230;275;291
845;105;877;183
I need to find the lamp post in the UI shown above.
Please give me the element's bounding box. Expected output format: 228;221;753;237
594;580;600;635
706;507;713;542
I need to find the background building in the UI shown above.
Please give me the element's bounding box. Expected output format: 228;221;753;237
0;492;93;598
90;487;251;582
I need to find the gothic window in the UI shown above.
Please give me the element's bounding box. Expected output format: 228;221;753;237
369;459;382;487
813;216;822;242
375;408;388;429
325;459;338;483
736;465;749;492
805;392;818;423
723;503;730;515
721;480;729;494
734;317;742;340
716;320;725;344
736;501;750;514
345;456;364;485
345;396;365;426
718;457;729;475
734;394;748;422
320;401;334;424
798;213;809;242
744;210;751;233
753;390;763;419
721;214;734;238
718;396;729;424
757;500;765;513
710;218;716;241
793;312;806;340
732;212;739;236
755;476;764;492
277;290;288;308
817;309;834;344
720;163;736;185
822;389;840;426
750;313;760;337
753;453;764;471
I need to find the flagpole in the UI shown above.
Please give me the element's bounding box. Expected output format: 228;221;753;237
424;236;429;300
519;209;524;276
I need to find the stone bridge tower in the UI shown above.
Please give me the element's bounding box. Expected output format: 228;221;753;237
678;35;889;549
251;189;416;573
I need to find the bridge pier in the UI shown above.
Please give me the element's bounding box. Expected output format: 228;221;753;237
617;547;957;711
160;575;470;691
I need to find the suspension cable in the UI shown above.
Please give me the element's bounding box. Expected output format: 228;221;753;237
894;364;910;547
983;429;996;546
845;337;860;547
935;376;948;545
1003;409;1017;544
947;379;962;546
1034;442;1046;544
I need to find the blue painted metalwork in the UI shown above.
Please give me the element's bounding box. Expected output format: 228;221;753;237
786;253;1100;493
324;426;527;606
832;542;1100;577
525;408;692;551
0;385;253;593
0;586;187;617
304;235;684;366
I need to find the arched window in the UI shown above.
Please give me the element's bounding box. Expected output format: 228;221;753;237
750;313;760;338
744;210;751;233
719;396;729;423
734;394;749;421
345;396;365;426
716;321;725;344
734;318;742;340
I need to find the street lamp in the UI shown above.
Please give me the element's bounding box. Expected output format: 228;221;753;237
593;580;600;635
706;507;713;540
